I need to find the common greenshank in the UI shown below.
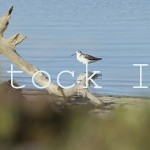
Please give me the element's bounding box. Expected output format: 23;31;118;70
71;50;102;64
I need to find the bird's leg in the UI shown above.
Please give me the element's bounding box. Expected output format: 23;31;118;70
85;63;89;88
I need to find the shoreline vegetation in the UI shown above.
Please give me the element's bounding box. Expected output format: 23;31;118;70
0;80;150;149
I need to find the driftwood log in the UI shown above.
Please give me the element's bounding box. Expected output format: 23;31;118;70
0;6;103;105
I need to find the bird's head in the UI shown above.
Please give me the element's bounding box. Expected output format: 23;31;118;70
71;50;82;56
76;50;82;55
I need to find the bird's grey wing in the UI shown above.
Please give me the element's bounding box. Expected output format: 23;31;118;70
84;54;98;60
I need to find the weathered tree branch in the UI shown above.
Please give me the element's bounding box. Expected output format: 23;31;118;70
0;6;103;106
8;33;26;47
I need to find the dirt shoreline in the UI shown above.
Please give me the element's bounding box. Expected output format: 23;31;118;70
22;88;150;112
1;80;150;115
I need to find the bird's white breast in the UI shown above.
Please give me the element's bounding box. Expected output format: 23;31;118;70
77;54;89;64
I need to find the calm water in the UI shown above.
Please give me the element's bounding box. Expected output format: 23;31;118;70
0;0;150;96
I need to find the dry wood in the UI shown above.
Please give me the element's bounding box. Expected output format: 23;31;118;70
0;6;103;106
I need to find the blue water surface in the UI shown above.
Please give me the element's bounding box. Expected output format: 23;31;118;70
0;0;150;96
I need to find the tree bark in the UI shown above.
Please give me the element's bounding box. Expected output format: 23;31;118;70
0;6;103;106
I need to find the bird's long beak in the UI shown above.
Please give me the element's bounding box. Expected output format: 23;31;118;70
71;53;75;56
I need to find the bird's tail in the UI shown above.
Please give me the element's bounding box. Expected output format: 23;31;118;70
96;57;102;60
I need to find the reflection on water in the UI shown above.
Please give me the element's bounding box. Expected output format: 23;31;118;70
0;0;150;96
